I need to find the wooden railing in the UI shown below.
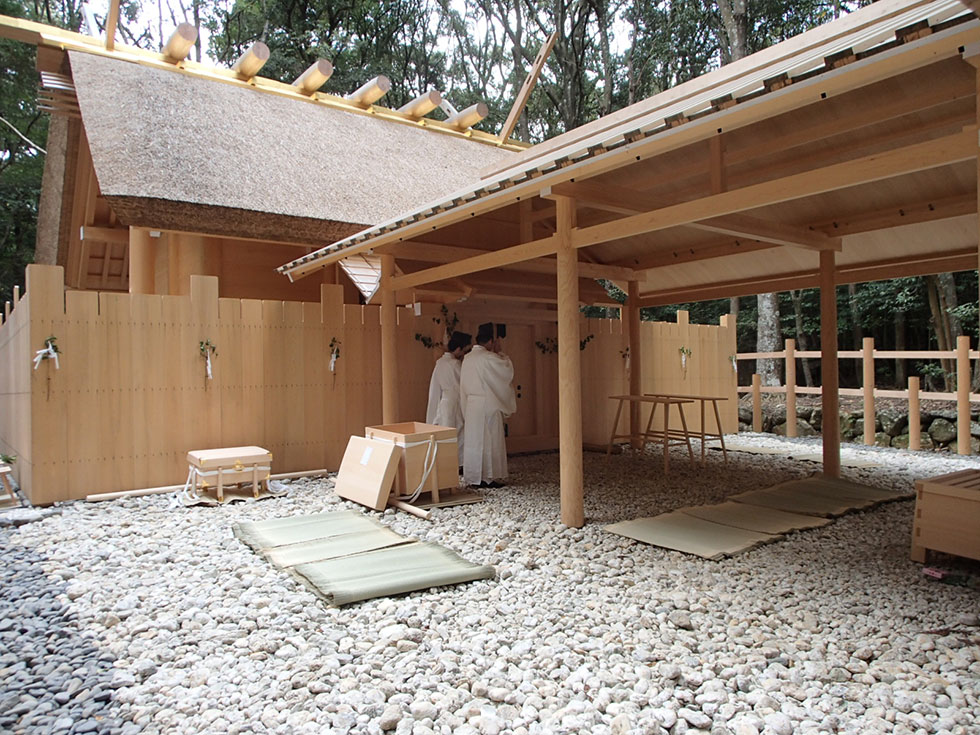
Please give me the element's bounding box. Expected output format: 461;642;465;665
737;335;978;454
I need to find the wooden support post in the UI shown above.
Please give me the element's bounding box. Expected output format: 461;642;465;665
957;334;971;455
863;336;875;445
104;0;120;50
555;195;584;528
381;253;398;424
820;249;841;478
627;281;642;447
128;227;155;295
752;374;762;433
909;376;921;451
785;338;796;438
13;286;19;303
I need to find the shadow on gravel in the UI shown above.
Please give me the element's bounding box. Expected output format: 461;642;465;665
0;529;137;735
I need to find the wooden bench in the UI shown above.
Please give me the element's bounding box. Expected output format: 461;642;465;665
911;469;980;563
607;394;695;474
186;446;272;503
645;393;729;465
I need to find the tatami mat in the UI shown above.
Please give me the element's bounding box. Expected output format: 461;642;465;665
606;513;778;560
234;510;494;606
607;476;905;558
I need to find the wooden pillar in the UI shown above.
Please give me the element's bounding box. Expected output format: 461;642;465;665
785;338;796;438
752;374;762;432
627;281;642;447
380;253;398;424
820;249;841;478
908;376;921;451
128;227;155;294
862;336;875;445
555;195;584;528
956;335;971;455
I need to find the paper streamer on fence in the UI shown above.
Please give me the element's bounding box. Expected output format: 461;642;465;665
205;351;213;379
32;343;59;370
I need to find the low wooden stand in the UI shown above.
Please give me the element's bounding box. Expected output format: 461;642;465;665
911;469;980;563
607;394;695;474
186;446;272;502
0;464;16;507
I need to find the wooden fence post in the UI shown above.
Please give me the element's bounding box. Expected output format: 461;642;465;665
908;376;920;451
957;335;971;455
863;336;875;445
752;373;762;432
785;338;796;438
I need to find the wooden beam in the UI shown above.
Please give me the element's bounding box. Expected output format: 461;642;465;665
555;194;584;528
810;192;976;236
820;249;841;478
552;179;840;250
389;236;558;290
104;0;119;51
232;41;270;81
292;59;334;95
688;213;841;251
571;129;975;250
381;254;398;423
446;102;489;130
162;23;197;63
499;31;558;143
398;90;441;119
619;238;777;270
80;225;128;244
346;75;391;107
388;241;637;281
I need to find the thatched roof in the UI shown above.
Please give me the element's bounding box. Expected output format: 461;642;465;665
69;51;514;246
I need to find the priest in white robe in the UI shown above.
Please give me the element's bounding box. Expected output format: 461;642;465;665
460;323;517;487
426;331;471;465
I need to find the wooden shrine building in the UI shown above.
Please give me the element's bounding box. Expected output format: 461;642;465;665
279;0;980;527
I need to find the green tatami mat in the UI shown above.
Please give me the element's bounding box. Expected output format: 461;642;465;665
292;541;496;606
681;501;831;534
233;509;382;551
265;526;409;567
605;513;779;560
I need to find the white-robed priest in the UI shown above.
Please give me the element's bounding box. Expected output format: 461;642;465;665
425;330;471;465
460;322;516;488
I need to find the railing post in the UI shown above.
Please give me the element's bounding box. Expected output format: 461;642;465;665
908;376;921;451
752;373;762;433
863;336;875;445
957;335;971;455
785;338;796;438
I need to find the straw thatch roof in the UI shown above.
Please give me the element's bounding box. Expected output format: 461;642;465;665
69;51;514;246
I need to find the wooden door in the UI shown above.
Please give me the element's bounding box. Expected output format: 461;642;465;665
504;324;537;438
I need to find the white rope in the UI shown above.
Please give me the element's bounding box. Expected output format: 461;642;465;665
368;434;455;504
32;343;59;370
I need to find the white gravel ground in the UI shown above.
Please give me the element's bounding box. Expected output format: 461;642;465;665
2;434;979;735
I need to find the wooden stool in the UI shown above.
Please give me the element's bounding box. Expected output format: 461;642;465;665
911;469;980;563
185;446;272;502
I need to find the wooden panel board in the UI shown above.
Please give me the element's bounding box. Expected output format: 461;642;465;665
334;436;399;511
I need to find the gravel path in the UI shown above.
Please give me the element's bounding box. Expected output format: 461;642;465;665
1;436;978;735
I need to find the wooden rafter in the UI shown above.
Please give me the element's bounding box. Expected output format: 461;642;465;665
498;31;558;144
549;180;840;251
570;128;975;250
104;0;119;51
387;241;637;281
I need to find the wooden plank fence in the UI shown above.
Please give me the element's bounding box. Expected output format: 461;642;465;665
0;265;737;503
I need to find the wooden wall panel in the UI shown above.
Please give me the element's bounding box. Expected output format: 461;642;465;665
0;283;32;491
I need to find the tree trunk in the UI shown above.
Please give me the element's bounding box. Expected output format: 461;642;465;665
894;309;906;387
790;290;814;387
926;274;953;391
717;0;749;62
757;292;781;386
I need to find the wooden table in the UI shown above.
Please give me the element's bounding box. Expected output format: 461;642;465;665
606;394;695;474
645;393;729;466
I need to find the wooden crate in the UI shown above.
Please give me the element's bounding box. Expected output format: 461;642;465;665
911;469;980;563
365;422;458;500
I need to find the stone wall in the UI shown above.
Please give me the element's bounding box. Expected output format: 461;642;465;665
738;404;980;452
